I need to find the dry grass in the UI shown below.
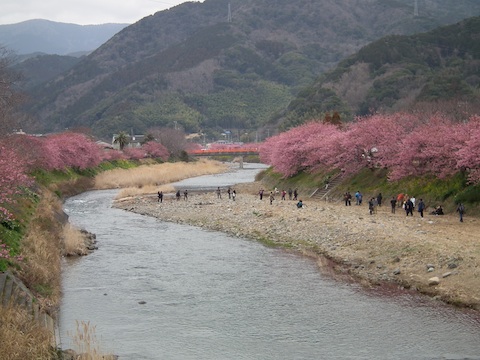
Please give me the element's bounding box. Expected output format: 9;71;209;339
62;224;89;256
94;159;227;190
68;320;115;360
0;305;55;360
19;189;63;310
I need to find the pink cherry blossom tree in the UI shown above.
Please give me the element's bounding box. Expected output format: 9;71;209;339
141;141;169;160
0;140;33;221
123;147;146;160
457;115;480;184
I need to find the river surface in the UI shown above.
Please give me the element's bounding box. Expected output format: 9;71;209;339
60;164;480;360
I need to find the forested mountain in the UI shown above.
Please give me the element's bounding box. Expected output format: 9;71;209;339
281;15;480;129
18;0;480;141
13;55;83;89
0;20;128;55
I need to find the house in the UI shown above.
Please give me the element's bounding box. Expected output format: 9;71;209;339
111;134;146;150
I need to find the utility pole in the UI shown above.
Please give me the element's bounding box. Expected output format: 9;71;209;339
414;0;419;17
227;3;232;22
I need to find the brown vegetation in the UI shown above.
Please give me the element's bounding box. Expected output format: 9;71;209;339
18;189;64;312
0;305;55;360
92;159;228;198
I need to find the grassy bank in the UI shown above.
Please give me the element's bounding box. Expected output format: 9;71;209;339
259;167;480;215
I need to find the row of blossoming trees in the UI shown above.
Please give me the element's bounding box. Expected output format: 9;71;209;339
259;112;480;185
0;132;169;223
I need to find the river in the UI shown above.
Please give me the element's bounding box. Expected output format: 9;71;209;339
60;164;480;360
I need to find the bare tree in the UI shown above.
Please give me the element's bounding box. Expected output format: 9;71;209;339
0;46;24;136
148;127;187;158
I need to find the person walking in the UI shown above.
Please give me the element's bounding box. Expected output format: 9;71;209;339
216;187;222;199
176;190;181;201
456;203;465;222
293;188;298;200
232;189;236;201
184;189;188;201
227;187;231;199
417;199;425;218
157;191;163;203
269;191;275;205
281;190;286;200
288;188;293;200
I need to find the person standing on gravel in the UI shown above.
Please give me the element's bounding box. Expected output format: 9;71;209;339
405;198;414;216
417;199;425;218
158;191;163;203
368;198;375;215
377;193;383;207
390;196;396;213
259;189;264;200
269;191;275;205
456;203;465;222
216;187;222;199
288;188;293;200
355;191;363;205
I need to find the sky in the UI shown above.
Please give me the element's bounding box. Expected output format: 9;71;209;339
0;0;201;26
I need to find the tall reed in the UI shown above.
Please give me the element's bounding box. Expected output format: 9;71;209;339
94;159;227;190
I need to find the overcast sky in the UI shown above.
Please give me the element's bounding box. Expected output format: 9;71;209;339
0;0;201;25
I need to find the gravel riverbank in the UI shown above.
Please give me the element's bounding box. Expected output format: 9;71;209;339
113;181;480;310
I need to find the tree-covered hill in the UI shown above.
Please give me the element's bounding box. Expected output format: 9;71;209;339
18;0;480;140
281;16;480;129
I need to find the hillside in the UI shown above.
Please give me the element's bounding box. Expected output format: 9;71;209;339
0;19;128;55
13;54;83;89
18;0;480;140
281;15;480;128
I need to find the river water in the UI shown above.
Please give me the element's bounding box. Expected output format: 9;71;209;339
60;164;480;360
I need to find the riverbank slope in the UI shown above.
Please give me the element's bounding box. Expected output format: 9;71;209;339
113;181;480;310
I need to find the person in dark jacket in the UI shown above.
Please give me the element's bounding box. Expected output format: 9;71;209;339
377;193;383;207
405;198;414;216
417;199;425;218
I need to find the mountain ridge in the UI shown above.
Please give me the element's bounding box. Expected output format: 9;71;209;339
0;19;128;56
16;0;480;140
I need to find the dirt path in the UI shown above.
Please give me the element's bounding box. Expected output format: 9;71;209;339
113;182;480;310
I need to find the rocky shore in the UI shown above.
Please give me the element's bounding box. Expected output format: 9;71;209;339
113;182;480;310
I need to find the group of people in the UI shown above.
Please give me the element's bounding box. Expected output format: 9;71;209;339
159;186;466;222
216;186;237;200
353;191;465;222
256;188;303;208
